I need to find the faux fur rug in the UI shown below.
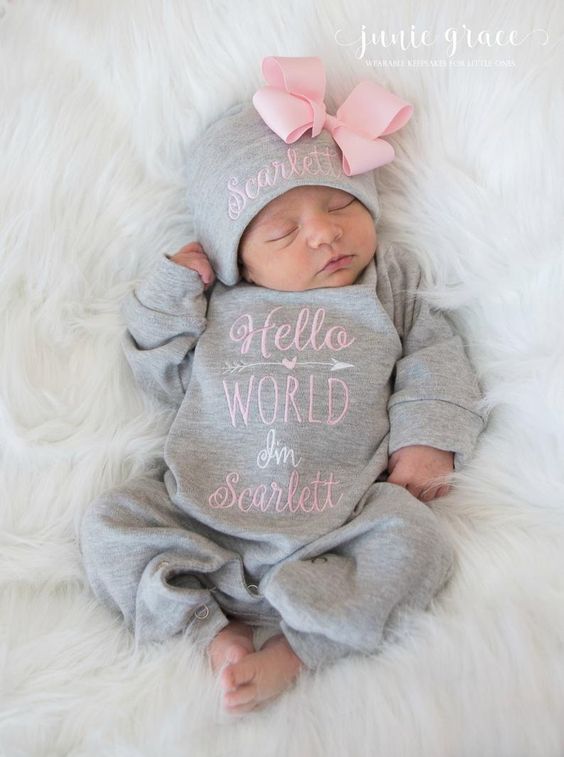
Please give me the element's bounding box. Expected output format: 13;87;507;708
1;1;563;755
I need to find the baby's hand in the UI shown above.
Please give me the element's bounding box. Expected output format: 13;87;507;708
387;445;454;503
168;242;216;290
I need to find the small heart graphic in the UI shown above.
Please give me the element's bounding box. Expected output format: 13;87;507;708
281;356;297;370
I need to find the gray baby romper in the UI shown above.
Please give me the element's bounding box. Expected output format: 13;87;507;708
79;241;486;670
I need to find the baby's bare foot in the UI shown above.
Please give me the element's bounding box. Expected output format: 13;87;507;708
220;633;304;714
207;620;255;676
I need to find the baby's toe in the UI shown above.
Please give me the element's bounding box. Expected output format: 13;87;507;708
220;655;256;691
225;642;251;665
224;682;258;711
210;640;252;677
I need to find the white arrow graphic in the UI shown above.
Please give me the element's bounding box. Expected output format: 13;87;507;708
222;357;355;374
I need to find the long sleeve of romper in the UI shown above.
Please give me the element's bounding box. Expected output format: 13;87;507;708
376;244;487;471
120;253;208;413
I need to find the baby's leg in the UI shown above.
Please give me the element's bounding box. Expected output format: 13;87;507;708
219;632;304;715
260;481;455;670
79;474;235;648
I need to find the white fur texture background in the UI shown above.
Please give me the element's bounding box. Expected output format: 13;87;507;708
1;1;563;755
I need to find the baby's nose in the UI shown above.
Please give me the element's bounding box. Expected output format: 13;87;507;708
305;216;343;248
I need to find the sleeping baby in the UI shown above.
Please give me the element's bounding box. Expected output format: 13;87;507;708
79;56;486;715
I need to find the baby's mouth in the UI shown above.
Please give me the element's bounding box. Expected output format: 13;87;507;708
319;254;354;273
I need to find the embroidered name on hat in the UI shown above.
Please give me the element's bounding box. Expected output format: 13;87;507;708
227;145;344;221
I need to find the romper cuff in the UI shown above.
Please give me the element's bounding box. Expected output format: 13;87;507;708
135;593;230;651
279;621;359;671
134;564;230;649
388;398;485;471
133;253;205;314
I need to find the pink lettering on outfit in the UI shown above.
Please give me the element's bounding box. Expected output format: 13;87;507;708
229;307;355;357
222;375;349;427
208;305;356;515
208;471;343;513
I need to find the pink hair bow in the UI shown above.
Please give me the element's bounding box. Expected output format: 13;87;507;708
252;56;413;176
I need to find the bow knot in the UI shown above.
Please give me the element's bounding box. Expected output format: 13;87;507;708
253;56;413;176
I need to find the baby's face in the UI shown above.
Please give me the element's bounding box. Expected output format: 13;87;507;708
238;185;377;291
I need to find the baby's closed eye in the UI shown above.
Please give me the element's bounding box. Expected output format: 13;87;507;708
330;199;356;212
267;200;358;242
268;228;297;242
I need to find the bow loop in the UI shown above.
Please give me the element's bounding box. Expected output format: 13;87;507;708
335;80;413;139
253;56;413;176
328;121;395;176
253;87;326;143
254;56;327;140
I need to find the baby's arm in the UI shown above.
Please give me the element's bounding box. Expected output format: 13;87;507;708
120;242;215;413
377;244;487;487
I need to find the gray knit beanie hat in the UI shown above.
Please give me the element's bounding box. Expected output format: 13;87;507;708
185;56;412;286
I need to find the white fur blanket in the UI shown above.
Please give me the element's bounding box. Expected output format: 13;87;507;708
1;1;563;755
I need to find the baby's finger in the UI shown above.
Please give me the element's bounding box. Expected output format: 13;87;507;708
408;483;424;500
202;266;216;290
435;484;451;498
420;482;451;502
418;484;437;502
176;241;204;254
187;256;216;288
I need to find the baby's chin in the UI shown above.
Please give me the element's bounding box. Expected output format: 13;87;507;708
311;265;364;289
258;271;362;292
237;262;365;291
